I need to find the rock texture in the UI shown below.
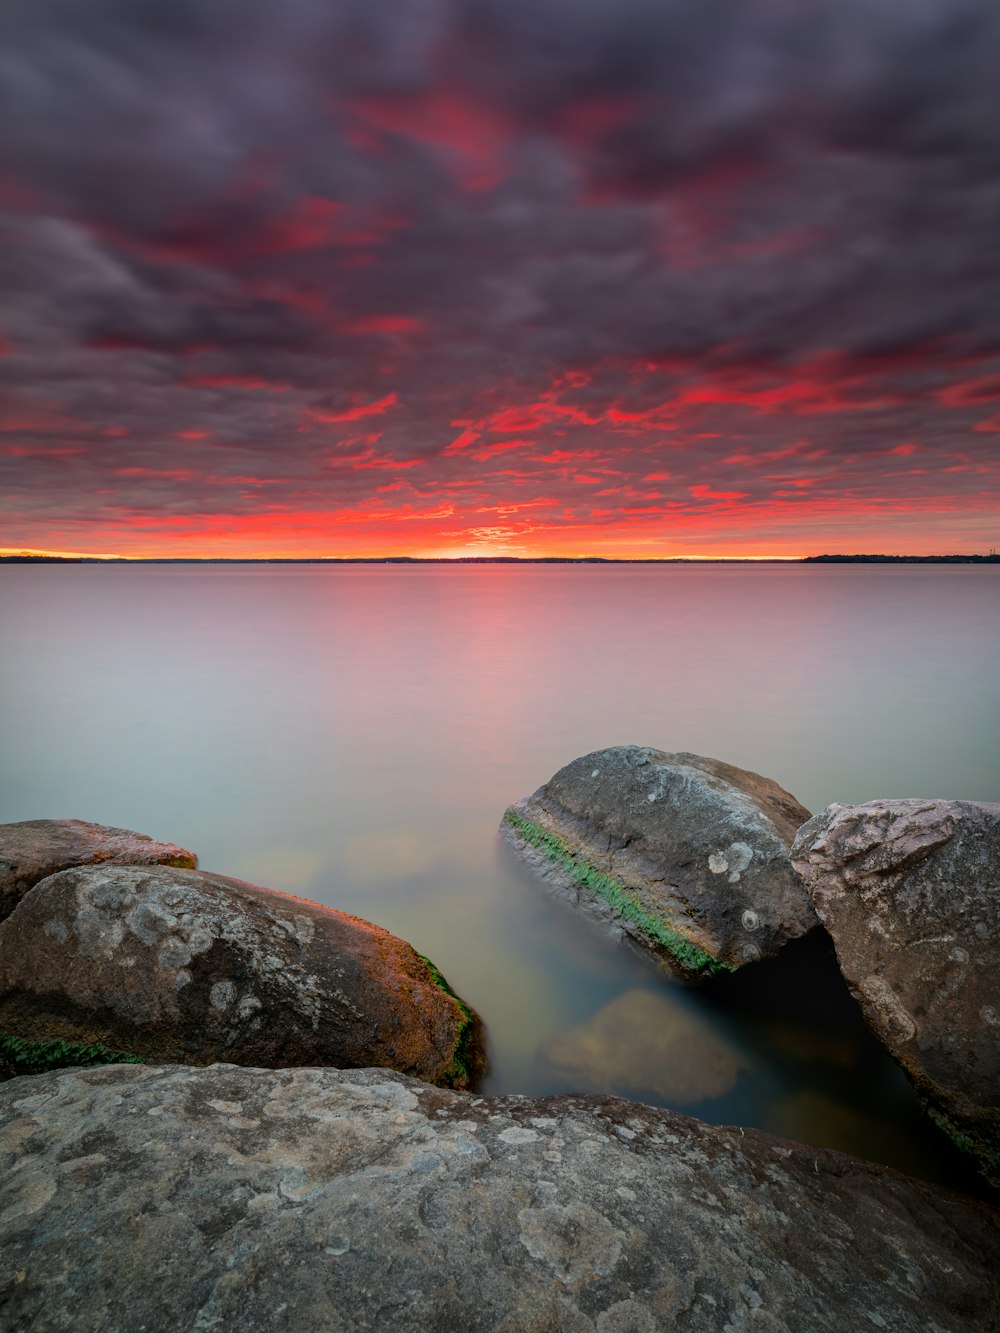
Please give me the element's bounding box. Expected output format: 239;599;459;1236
502;747;816;980
0;819;196;923
0;864;482;1088
536;988;749;1106
791;800;1000;1185
1;1063;998;1332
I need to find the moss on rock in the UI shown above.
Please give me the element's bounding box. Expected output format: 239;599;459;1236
416;954;483;1090
0;1030;144;1079
503;807;734;977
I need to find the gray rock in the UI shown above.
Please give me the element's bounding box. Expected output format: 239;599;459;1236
502;747;816;980
0;864;483;1089
536;988;750;1106
791;800;1000;1185
0;818;196;922
1;1063;997;1332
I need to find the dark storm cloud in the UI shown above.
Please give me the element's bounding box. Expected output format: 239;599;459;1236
1;0;999;550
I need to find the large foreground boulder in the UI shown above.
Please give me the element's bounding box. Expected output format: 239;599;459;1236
1;1063;997;1332
502;747;816;980
0;818;196;922
0;864;482;1089
791;800;1000;1186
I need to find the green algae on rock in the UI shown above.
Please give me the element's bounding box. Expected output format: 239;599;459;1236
0;1031;145;1080
503;806;733;976
501;747;816;981
416;953;485;1089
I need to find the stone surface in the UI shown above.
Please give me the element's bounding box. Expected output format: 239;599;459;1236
791;799;1000;1185
502;747;816;980
0;818;196;922
0;864;483;1088
536;988;749;1106
1;1063;998;1332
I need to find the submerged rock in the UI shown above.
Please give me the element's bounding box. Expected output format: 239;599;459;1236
0;818;196;922
502;747;816;980
536;987;749;1105
0;864;483;1089
2;1063;997;1332
791;799;1000;1185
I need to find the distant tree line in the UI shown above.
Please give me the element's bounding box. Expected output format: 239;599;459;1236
804;554;999;563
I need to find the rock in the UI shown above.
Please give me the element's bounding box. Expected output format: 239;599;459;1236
791;799;1000;1186
536;988;749;1106
0;864;483;1089
0;819;196;922
1;1063;997;1332
502;747;816;980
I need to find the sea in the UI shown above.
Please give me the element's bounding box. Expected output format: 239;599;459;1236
2;562;998;1188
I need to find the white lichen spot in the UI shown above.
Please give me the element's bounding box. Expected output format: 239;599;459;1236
246;1192;280;1213
739;1283;762;1310
325;1237;351;1256
591;769;600;779
293;914;315;946
158;937;195;969
741;908;761;932
237;995;262;1020
43;919;68;944
981;1005;998;1027
499;1126;540;1146
279;1176;319;1203
725;842;754;883
60;1153;108;1172
646;790;658;803
859;976;916;1043
174;969;192;991
126;901;179;947
74;912;125;958
708;851;730;876
949;947;969;965
210;980;237;1013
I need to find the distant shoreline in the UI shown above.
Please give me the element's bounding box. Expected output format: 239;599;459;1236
1;554;998;566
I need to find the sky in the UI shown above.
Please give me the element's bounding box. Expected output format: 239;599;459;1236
1;0;999;559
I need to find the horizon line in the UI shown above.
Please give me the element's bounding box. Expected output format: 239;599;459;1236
2;550;998;565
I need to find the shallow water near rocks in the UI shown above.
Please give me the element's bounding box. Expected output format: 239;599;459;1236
2;563;998;1191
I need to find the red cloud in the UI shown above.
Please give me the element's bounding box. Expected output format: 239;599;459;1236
938;374;1000;406
304;392;399;424
689;484;751;500
348;89;513;194
340;316;425;336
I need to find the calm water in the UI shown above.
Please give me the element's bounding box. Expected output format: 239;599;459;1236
2;563;998;1188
